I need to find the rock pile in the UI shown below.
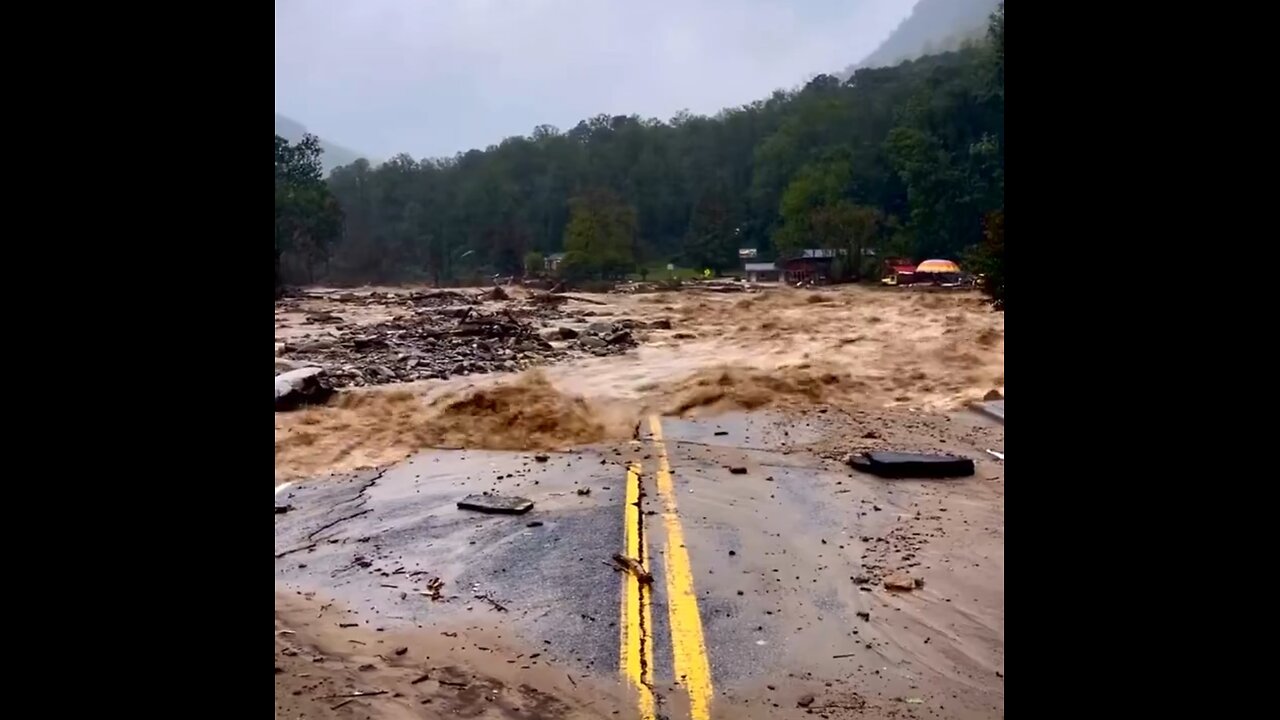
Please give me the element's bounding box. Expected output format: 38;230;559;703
573;320;637;355
275;292;662;389
279;307;567;387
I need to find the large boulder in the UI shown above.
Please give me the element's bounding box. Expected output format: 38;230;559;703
605;330;634;345
539;326;578;342
275;367;334;412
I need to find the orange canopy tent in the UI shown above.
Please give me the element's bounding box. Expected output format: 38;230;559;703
915;259;961;274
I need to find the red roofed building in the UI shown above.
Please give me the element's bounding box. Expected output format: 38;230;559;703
881;258;918;286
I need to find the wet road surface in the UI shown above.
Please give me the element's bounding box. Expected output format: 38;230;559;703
276;410;1005;719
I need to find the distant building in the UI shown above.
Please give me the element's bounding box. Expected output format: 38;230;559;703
779;249;846;284
797;248;842;259
544;252;568;271
881;258;918;286
743;262;779;282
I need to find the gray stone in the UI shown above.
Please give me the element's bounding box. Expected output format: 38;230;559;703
275;367;334;411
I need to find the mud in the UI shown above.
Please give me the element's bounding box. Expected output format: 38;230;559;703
275;592;630;720
657;364;856;416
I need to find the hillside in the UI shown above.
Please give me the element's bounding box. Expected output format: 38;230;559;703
275;6;1003;302
274;114;369;175
841;0;999;76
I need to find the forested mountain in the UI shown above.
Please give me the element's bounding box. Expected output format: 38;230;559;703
843;0;1000;75
275;4;1003;306
274;114;370;175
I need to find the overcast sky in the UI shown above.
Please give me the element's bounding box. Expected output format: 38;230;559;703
275;0;916;160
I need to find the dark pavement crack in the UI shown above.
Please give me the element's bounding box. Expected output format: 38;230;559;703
633;464;653;691
301;471;385;542
275;542;318;559
306;508;373;542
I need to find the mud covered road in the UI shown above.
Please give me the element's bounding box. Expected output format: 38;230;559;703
275;409;1004;720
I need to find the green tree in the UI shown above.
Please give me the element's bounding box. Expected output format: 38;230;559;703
276;134;343;291
523;251;545;277
685;187;739;274
977;3;1004;308
965;209;1003;308
774;154;851;256
773;151;885;280
562;189;637;278
826;203;883;279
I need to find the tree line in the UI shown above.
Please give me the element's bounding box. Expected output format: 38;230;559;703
276;4;1003;304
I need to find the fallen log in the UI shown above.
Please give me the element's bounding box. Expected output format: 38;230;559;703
527;292;568;306
560;294;608;305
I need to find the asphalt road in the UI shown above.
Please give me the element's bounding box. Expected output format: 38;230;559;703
275;410;1005;719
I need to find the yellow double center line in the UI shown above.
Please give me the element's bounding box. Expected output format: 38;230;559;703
619;416;714;720
620;460;655;716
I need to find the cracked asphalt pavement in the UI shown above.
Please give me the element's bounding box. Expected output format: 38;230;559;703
275;409;1005;719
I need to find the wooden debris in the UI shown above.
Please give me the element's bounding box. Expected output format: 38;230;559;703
319;690;387;700
611;554;654;585
420;577;445;601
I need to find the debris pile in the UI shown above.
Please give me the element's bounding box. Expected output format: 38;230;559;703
276;291;649;388
281;308;562;387
573;320;638;355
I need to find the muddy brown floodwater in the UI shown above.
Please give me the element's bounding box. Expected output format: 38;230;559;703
275;285;1003;483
